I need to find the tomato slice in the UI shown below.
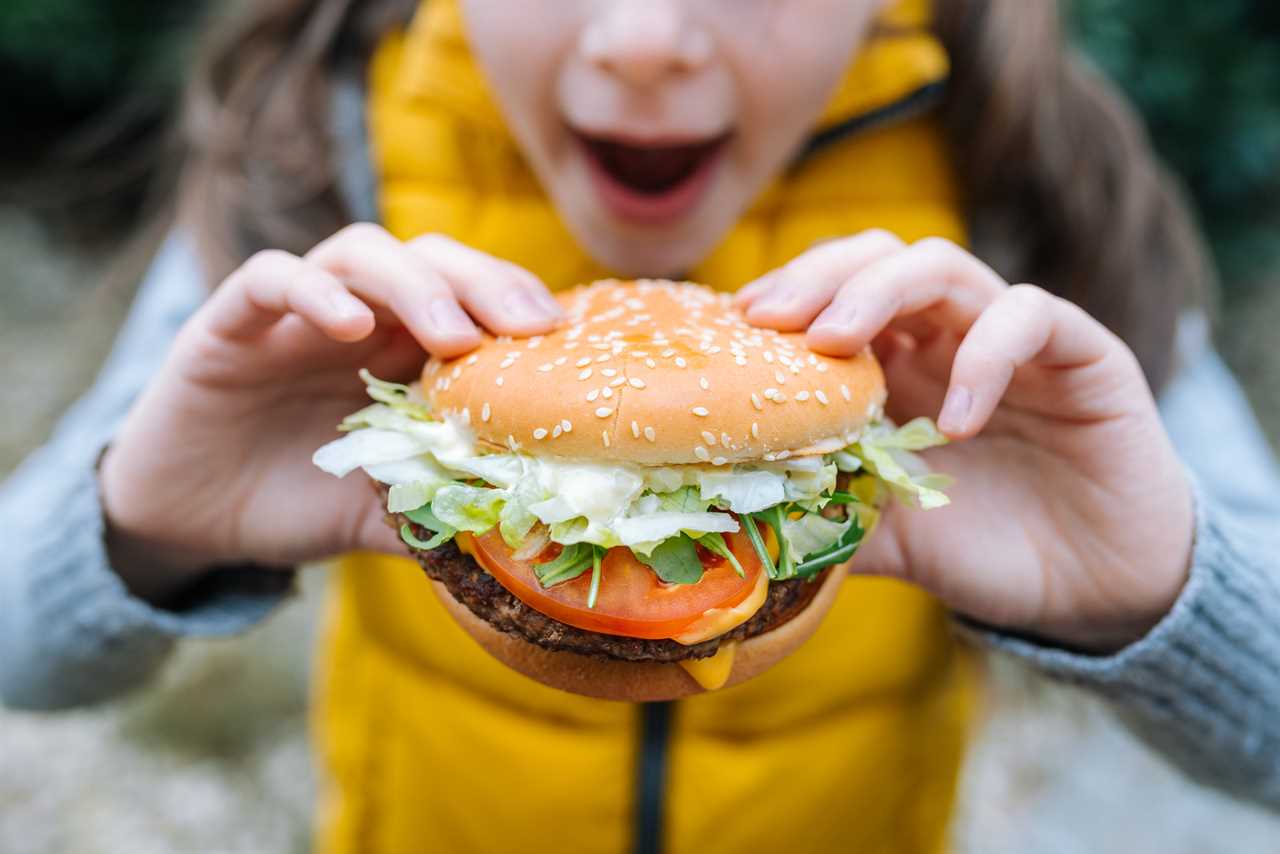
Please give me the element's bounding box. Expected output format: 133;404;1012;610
463;526;763;639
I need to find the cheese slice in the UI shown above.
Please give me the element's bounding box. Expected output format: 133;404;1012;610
671;568;769;645
677;642;738;691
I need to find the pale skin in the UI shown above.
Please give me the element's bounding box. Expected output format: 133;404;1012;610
101;0;1191;652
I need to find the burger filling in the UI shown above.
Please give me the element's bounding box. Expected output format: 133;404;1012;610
315;371;950;640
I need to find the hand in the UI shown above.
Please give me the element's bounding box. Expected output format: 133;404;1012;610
737;231;1193;652
100;225;562;603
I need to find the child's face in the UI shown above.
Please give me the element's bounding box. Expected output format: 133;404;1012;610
462;0;888;276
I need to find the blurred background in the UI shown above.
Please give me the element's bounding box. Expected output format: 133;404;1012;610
2;1;1279;851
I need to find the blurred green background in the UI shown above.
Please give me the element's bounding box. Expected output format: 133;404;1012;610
2;3;1279;853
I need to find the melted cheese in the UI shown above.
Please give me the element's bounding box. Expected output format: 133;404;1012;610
677;642;738;691
671;568;769;645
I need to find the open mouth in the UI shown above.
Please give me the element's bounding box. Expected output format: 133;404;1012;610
574;130;731;224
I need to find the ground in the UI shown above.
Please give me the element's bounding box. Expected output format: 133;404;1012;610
2;204;1278;852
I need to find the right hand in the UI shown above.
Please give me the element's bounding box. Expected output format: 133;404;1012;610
99;224;562;603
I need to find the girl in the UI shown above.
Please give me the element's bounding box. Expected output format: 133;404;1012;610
4;0;1279;851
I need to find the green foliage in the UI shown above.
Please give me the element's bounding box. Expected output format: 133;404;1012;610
1072;1;1280;295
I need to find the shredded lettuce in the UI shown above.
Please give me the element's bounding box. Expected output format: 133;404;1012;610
780;513;853;559
431;484;505;533
846;418;952;510
697;469;786;514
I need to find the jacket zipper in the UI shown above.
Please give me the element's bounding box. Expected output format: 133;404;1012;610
634;701;672;854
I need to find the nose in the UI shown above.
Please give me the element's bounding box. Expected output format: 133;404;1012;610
580;0;712;88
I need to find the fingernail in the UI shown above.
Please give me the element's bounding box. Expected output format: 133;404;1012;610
940;385;972;433
810;303;856;336
429;298;475;335
748;292;789;316
535;290;564;317
328;290;367;321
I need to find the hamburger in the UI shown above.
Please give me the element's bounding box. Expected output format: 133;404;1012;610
314;280;949;701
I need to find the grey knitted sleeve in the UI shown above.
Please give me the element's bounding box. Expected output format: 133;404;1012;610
977;318;1280;807
0;236;292;711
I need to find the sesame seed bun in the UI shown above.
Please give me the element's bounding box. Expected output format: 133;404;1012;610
424;280;886;464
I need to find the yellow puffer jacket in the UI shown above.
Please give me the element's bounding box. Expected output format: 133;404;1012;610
315;2;979;853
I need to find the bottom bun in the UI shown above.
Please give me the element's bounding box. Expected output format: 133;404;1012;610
429;563;848;702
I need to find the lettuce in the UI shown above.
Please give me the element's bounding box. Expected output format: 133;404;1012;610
431;484;506;533
498;477;545;548
697;469;786;514
312;429;432;477
633;535;704;584
612;511;739;551
781;513;853;559
359;368;432;420
846;418;951;510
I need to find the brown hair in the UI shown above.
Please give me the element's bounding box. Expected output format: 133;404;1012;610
183;0;1208;391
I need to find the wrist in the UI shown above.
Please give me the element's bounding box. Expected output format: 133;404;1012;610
98;444;220;604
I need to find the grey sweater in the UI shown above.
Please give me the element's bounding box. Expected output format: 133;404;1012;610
2;236;1279;809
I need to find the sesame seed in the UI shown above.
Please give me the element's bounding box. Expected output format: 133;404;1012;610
840;384;852;402
775;370;787;384
595;407;614;418
796;391;811;402
495;376;505;387
712;456;728;466
691;407;710;417
450;365;462;379
533;427;548;440
538;363;554;373
675;357;688;368
576;356;592;367
596;354;610;363
764;352;775;363
777;450;792;460
751;422;760;439
735;356;747;366
631;420;641;439
751;393;764;411
721;432;732;447
694;445;711;462
461;407;471;424
702;431;718;446
816;363;829;373
610;377;625;387
772;392;788;403
587;389;599;402
662;348;676;358
645;358;657;369
601;368;617;378
500;358;516;369
508;434;519;451
481;402;491;422
554;356;568;366
764;387;779;399
602;387;614;399
602;431;611;448
816;390;830;405
629;377;646;389
699;377;710;391
644;426;657;442
561;419;573;433
466;354;479;366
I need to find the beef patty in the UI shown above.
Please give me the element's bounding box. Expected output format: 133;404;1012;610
392;509;827;663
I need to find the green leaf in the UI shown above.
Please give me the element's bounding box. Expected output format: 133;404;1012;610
404;504;455;535
633;535;704;585
653;486;712;513
431;484;505;533
534;543;595;587
587;546;604;609
695;532;745;577
794;515;865;578
743;515;778;580
400;523;453;552
756;506;795;579
360;368;433;420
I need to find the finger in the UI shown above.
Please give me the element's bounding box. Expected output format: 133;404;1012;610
740;230;906;329
406;234;561;337
206;250;376;342
806;237;1006;357
308;223;482;358
939;284;1124;438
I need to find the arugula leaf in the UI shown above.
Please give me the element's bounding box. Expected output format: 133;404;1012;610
633;535;704;585
793;515;865;577
587;546;604;609
756;505;796;579
742;515;778;580
534;543;595;587
695;531;745;577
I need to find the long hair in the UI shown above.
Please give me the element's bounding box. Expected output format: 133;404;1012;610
183;0;1209;391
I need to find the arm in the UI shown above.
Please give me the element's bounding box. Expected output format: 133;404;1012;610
982;316;1280;807
0;236;291;711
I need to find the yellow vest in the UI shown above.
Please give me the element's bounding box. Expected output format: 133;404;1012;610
315;2;978;852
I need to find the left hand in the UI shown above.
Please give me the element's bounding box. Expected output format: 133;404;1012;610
736;231;1193;652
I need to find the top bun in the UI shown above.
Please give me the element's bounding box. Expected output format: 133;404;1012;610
424;280;885;466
